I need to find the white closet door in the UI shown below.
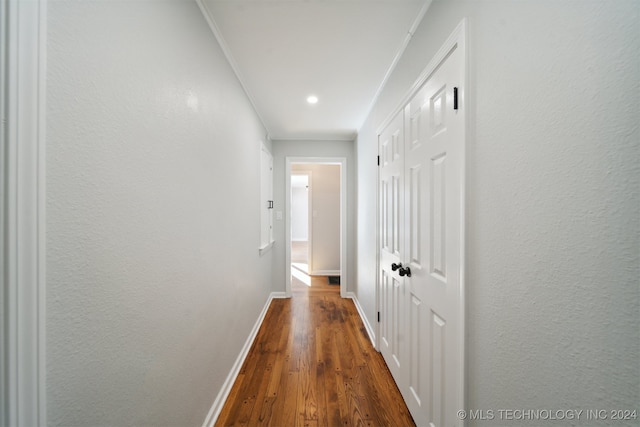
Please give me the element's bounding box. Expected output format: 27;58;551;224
378;31;465;427
378;110;408;389
403;42;464;427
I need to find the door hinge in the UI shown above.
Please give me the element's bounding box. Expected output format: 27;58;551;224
377;155;380;166
377;311;380;322
453;87;459;110
267;200;274;209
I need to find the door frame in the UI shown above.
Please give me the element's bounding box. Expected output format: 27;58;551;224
375;18;467;422
285;157;347;298
2;0;48;425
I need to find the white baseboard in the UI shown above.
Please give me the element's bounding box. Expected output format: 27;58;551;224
345;292;376;347
310;270;341;276
202;292;283;427
271;292;288;299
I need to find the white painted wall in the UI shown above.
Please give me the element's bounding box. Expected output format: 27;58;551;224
46;2;272;426
292;164;341;273
272;141;355;291
291;177;309;241
356;0;639;422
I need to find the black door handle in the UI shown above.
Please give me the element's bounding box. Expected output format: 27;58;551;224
391;263;402;271
399;266;412;277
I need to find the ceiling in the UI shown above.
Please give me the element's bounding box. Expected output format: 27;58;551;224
199;0;431;141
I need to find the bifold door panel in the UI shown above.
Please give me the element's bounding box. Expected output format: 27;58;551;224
378;35;465;427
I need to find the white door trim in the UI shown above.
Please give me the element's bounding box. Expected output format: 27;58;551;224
2;0;48;426
285;157;347;298
375;18;467;425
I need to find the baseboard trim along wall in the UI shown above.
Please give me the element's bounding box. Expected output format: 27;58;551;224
310;270;341;276
202;291;288;427
346;292;376;347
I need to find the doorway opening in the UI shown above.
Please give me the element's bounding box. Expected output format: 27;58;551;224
285;157;347;298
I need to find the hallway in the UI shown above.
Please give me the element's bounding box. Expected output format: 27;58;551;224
5;1;638;425
215;277;415;426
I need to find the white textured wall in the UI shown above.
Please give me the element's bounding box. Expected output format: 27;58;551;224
46;2;272;426
291;183;309;241
355;113;378;337
293;164;341;272
356;0;639;423
272;140;355;291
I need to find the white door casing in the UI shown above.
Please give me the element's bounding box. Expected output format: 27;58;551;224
2;0;48;425
377;20;466;427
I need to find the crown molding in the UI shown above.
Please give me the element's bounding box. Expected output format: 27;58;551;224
358;0;433;135
195;0;273;139
271;133;356;143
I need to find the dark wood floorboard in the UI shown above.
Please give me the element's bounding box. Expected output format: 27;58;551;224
215;274;415;427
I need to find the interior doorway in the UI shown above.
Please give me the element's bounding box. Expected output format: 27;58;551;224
285;157;347;298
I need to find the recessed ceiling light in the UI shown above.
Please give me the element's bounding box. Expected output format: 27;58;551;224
307;95;318;104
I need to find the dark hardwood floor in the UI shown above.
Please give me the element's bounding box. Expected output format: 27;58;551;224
215;273;415;427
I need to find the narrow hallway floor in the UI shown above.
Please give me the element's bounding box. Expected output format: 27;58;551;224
215;275;415;426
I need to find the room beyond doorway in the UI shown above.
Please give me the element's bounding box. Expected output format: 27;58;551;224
285;157;346;298
291;172;310;280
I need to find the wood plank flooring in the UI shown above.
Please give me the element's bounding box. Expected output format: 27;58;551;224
215;274;415;427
